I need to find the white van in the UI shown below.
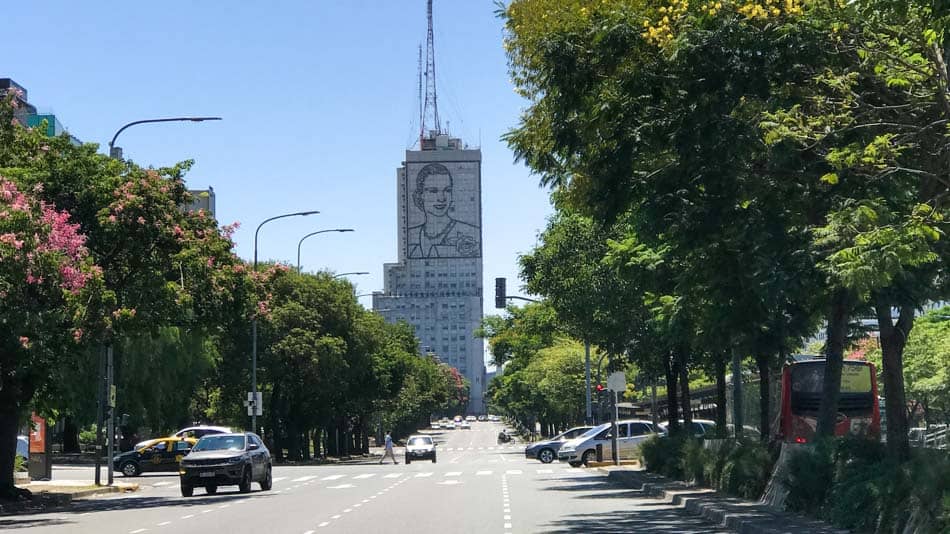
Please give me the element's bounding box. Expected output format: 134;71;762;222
557;420;660;467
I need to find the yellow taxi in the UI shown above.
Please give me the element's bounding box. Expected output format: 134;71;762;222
113;436;197;477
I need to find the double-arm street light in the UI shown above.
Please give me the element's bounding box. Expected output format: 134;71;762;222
251;211;319;432
108;117;222;159
96;115;221;487
296;229;354;272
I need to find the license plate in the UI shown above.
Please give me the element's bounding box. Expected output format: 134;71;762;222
199;472;215;478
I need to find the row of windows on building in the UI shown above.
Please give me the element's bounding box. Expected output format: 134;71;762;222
410;270;478;278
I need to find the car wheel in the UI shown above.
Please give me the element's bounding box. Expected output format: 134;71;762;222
568;461;582;468
238;467;252;493
205;485;217;495
431;455;436;463
120;461;140;477
260;466;273;491
180;483;193;497
581;450;594;466
538;448;555;464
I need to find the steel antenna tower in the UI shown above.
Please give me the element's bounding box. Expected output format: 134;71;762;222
421;0;441;144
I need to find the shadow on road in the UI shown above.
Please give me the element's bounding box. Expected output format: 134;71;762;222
537;473;732;533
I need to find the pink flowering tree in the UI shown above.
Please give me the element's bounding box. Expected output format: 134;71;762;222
0;178;103;497
0;89;254;468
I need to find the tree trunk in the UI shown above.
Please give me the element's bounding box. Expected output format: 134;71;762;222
877;299;913;461
663;353;680;433
301;430;311;461
312;427;322;458
270;382;283;462
0;377;29;500
715;354;728;437
286;418;300;461
63;416;80;454
756;353;771;443
817;289;851;437
679;355;692;426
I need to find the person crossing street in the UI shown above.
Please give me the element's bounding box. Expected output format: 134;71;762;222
379;431;398;464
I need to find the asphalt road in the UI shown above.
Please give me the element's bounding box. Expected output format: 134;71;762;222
5;422;729;533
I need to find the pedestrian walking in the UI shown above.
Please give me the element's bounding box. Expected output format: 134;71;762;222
379;431;398;464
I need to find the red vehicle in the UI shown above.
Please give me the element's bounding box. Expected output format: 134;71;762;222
777;359;881;443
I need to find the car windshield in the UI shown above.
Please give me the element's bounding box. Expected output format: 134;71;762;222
193;435;246;452
408;437;432;446
576;423;610;440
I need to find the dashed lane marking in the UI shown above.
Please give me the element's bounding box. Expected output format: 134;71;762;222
353;474;375;479
320;474;345;481
445;471;462;477
383;473;401;478
292;475;319;482
506;470;523;475
414;472;433;477
476;470;493;475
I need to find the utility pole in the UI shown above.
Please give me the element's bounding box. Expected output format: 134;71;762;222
585;340;592;425
732;350;743;439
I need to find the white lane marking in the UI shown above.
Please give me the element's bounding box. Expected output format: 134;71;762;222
504;515;511;520
272;477;288;482
343;508;353;513
506;470;523;475
414;472;433;477
218;504;229;509
353;474;375;479
201;509;212;514
467;447;474;450
476;470;492;475
332;515;341;519
438;479;462;485
152;481;171;487
537;469;553;474
354;503;362;508
318;523;330;528
488;446;495;450
157;522;171;526
180;514;194;519
130;530;147;534
304;531;315;534
383;473;401;478
445;471;462;477
292;475;319;482
320;474;345;481
370;495;377;499
504;508;510;513
504;523;513;529
327;484;354;489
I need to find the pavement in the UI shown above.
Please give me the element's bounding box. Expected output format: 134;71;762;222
594;465;849;534
0;423;843;533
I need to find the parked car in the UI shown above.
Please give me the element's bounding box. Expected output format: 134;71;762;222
114;436;197;477
477;415;487;421
172;425;233;440
444;422;456;430
459;421;471;430
179;432;272;497
465;415;476;422
404;435;436;464
558;420;661;467
524;426;593;464
430;422;441;430
658;419;717;438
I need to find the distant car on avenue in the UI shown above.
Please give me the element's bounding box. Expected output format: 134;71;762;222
524;426;593;464
173;425;233;440
179;432;272;497
114;436;197;477
459;421;471;430
404;435;436;464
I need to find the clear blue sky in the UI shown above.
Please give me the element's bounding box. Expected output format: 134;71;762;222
7;2;552;325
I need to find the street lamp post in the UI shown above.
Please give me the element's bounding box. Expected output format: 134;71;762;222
95;115;221;487
332;271;369;279
108;117;222;159
296;229;354;272
251;211;319;432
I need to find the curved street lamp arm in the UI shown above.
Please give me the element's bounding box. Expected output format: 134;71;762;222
333;271;370;279
254;211;320;269
109;117;222;150
296;228;354;272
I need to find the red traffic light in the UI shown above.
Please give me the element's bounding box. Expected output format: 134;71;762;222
595;384;604;392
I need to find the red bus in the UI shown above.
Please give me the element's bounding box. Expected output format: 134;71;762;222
777;359;881;443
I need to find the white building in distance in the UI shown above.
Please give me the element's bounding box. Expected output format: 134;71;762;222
373;132;486;413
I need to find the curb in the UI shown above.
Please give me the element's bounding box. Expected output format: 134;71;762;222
595;468;848;534
0;484;138;516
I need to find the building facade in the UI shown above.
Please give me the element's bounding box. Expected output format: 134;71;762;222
374;133;486;413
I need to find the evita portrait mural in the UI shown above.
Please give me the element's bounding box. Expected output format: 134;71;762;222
406;162;481;259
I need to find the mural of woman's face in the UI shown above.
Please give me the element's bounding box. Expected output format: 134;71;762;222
421;172;453;217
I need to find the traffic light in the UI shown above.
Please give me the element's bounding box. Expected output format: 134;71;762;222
494;277;507;309
595;384;605;392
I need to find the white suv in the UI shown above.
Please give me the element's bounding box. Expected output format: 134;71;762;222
557;420;660;467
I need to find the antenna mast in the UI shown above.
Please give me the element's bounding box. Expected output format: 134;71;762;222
418;44;424;146
421;0;441;145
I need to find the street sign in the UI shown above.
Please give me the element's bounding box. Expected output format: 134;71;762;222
607;371;626;392
244;392;263;416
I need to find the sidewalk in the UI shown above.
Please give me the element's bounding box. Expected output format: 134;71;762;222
594;466;849;534
1;479;138;515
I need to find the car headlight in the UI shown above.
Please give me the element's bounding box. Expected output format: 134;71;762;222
227;456;243;464
560;447;575;453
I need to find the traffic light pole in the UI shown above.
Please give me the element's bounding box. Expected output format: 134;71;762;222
585;340;592;425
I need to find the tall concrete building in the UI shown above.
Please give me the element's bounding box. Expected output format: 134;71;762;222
373;132;486;413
